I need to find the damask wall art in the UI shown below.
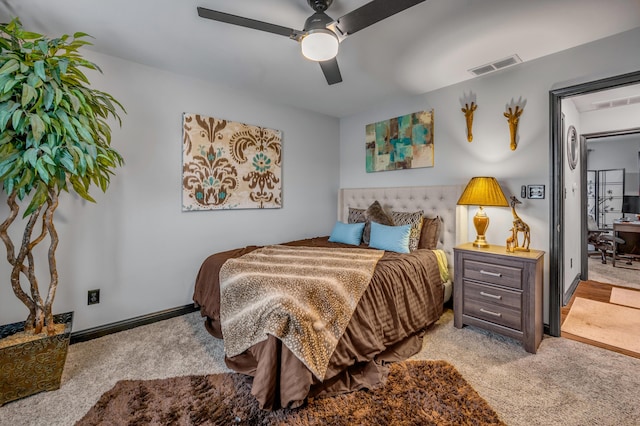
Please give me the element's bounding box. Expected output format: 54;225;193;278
365;109;434;172
182;113;282;210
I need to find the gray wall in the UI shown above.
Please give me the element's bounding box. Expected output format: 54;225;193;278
0;51;340;332
339;27;640;323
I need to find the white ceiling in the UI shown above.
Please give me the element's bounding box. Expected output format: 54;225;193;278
571;83;640;113
2;0;640;118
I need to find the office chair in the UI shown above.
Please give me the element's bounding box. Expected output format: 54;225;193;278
587;216;624;264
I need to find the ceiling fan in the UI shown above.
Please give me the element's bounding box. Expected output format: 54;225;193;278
197;0;426;85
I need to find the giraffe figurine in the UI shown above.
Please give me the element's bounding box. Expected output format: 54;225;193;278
510;196;530;252
506;228;516;253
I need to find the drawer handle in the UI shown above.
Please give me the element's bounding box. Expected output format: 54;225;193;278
480;291;502;300
480;269;502;278
480;308;502;317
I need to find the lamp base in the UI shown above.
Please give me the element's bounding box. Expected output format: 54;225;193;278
472;236;489;248
472;206;491;248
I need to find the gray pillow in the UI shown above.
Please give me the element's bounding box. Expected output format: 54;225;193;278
348;207;366;225
347;207;366;244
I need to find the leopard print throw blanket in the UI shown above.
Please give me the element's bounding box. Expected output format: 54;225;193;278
219;245;384;380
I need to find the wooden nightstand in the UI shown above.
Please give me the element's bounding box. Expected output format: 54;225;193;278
453;243;544;353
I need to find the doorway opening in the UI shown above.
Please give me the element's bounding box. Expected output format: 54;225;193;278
549;70;640;336
581;128;640;287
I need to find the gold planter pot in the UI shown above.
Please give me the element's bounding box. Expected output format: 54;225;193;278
0;312;73;406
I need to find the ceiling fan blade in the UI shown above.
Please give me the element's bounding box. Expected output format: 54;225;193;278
197;7;303;40
319;58;342;85
334;0;426;37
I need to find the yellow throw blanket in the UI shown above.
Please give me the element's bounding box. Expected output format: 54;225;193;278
219;245;384;380
432;249;450;283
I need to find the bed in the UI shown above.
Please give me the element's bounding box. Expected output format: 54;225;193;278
193;185;466;410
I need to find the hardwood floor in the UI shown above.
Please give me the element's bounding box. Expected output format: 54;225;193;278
561;280;640;358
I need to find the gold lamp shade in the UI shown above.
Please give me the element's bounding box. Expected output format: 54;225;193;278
457;177;509;248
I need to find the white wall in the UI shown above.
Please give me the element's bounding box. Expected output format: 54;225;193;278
561;99;582;294
587;135;640;195
0;51;340;332
340;27;640;324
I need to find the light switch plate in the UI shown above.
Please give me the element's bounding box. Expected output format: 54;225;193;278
527;185;545;199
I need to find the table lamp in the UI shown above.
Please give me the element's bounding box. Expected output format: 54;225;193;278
457;177;509;248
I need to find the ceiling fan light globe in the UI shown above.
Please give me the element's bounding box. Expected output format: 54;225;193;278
301;30;339;62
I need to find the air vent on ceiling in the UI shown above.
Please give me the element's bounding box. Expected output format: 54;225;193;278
592;95;640;110
468;54;522;77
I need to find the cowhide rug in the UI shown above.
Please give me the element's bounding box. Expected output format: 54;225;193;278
77;360;505;425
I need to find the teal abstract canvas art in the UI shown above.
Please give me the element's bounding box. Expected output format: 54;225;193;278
365;110;434;172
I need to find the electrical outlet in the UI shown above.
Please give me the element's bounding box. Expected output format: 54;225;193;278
88;289;100;305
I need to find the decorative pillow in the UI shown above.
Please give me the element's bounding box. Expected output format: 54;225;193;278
363;200;394;244
347;207;366;244
348;207;366;225
369;222;411;254
365;200;394;224
391;210;424;251
328;221;366;246
419;216;442;250
347;202;396;245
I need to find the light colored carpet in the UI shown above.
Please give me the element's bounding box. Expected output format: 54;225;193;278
588;257;640;290
610;286;640;309
562;297;640;354
1;309;640;426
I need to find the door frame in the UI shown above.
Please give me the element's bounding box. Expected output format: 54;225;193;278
549;70;640;336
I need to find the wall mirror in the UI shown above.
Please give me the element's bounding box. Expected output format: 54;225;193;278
567;125;578;170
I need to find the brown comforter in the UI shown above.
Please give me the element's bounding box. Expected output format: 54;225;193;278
192;237;444;410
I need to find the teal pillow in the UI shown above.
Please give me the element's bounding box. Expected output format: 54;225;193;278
369;222;411;253
328;221;366;246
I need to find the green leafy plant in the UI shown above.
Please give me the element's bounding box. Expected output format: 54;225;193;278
0;18;125;335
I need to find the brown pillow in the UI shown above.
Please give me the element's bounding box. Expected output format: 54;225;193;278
391;210;424;251
362;201;394;244
365;200;393;223
419;216;442;250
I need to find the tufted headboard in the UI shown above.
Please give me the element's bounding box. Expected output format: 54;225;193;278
338;185;468;283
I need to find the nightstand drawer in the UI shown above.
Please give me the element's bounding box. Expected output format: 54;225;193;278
464;299;522;330
463;259;523;290
454;244;544;353
464;281;522;310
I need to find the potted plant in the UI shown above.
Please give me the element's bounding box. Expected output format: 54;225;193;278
0;18;125;405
